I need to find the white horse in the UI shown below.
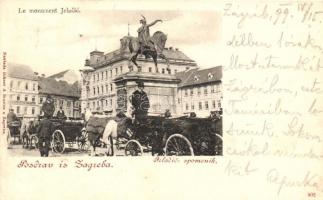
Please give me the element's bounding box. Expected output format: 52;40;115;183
88;114;133;156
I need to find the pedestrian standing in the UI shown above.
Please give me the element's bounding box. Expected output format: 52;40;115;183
36;114;54;157
41;95;55;118
129;81;150;125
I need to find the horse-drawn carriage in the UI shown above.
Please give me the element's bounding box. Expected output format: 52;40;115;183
86;113;222;156
7;120;21;145
50;118;88;153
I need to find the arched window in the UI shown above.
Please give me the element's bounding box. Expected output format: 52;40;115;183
208;73;213;79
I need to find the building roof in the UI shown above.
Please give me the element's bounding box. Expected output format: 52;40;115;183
8;63;38;81
48;69;80;84
91;46;195;69
176;66;222;87
48;70;69;79
38;77;80;98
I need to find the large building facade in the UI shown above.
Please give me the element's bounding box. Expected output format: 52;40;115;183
176;66;222;117
80;36;198;116
7;63;81;119
80;36;222;117
7;63;40;118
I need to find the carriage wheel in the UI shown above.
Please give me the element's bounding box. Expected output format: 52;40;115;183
52;130;65;153
165;134;194;156
78;130;90;152
215;134;223;156
30;135;39;149
125;140;143;156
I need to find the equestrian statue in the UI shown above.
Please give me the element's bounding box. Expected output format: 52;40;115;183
120;15;170;73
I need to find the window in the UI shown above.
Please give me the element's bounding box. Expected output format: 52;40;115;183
110;99;112;106
60;100;64;106
32;107;35;115
208;73;213;79
106;100;108;106
97;87;100;94
105;71;108;80
32;96;35;102
190;89;194;96
212;100;216;109
92;102;95;108
18;81;21;89
218;100;221;108
149;67;152;72
24;107;27;114
115;68;118;75
211;85;215;93
194;75;199;82
25;95;28;102
97;74;99;81
17;106;20;114
106;85;109;93
93;75;95;82
110;70;112;77
205;101;209;110
120;66;123;73
185;103;189;111
93;87;96;95
67;101;71;107
199;102;202;110
174;69;178;73
101;86;104;94
204;87;208;95
110;84;113;92
184;89;188;97
17;95;20;101
197;87;201;95
191;103;195;110
168;69;171;74
178;98;181;104
33;83;36;91
162;68;165;74
101;72;104;80
87;102;90;108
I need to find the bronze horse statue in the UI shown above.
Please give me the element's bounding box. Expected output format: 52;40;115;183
120;31;170;73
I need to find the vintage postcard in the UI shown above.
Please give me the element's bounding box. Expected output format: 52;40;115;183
0;0;322;199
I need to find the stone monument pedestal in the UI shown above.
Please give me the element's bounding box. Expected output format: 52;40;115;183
114;72;180;116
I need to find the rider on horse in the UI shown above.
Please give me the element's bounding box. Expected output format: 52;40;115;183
137;15;163;53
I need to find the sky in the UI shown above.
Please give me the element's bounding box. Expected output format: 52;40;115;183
1;6;223;76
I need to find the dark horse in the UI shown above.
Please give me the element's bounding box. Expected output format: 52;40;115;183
120;31;169;73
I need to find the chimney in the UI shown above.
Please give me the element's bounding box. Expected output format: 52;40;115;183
169;47;173;50
85;59;90;66
41;74;45;77
34;72;39;76
90;50;104;65
175;48;179;51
